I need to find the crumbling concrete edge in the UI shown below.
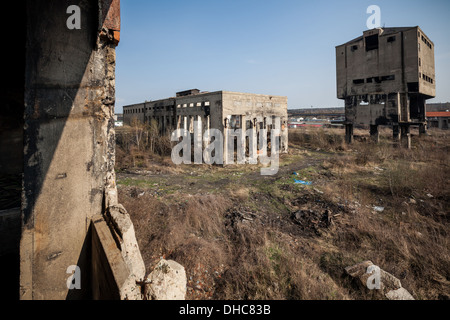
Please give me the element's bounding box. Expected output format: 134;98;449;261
97;0;146;300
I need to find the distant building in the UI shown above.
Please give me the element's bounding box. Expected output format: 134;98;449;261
123;90;289;162
114;113;123;127
336;27;435;148
426;102;450;112
427;112;449;130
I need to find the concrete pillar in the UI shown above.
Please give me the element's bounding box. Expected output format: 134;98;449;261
370;125;379;143
345;124;354;144
400;125;411;149
393;125;400;142
419;123;427;136
223;119;229;165
203;116;211;164
249;118;258;164
239;116;246;164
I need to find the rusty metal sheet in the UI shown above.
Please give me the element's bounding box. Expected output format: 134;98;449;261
101;0;120;31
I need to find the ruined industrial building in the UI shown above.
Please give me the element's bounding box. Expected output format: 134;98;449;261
0;0;446;302
336;27;436;148
123;90;289;162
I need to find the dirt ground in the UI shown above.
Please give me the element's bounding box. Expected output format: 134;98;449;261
117;127;450;300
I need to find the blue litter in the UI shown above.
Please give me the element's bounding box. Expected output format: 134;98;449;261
294;180;312;185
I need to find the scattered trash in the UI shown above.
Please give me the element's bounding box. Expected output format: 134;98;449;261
313;188;324;194
426;193;434;198
373;206;385;213
294;180;312;186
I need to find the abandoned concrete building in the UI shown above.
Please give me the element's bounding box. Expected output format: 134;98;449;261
336;27;436;148
0;0;149;300
123;89;289;161
427;112;449;130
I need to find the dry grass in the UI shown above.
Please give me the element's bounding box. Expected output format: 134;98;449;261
117;126;449;300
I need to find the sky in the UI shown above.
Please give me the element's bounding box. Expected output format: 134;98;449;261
115;0;450;112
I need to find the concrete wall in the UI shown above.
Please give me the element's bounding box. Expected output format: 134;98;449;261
18;0;145;300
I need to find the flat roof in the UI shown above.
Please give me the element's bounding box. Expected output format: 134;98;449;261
427;112;450;118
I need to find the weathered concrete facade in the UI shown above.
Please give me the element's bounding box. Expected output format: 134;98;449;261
336;27;436;147
124;90;289;162
0;0;146;300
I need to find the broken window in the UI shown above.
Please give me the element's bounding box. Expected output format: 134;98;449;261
387;36;396;43
366;78;373;83
229;115;241;129
381;75;395;81
351;45;358;52
365;34;379;51
407;82;419;92
353;79;364;85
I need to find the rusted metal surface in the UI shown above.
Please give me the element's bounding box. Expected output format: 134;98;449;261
101;0;120;31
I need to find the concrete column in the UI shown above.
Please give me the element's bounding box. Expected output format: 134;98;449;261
400;125;411;149
249;118;258;164
223;119;229;165
419;123;427;136
239;116;246;164
345;124;354;144
370;125;379;143
203;116;210;164
393;125;400;142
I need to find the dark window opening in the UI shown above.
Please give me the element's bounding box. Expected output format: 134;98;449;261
387;36;396;43
353;79;364;85
351;45;358;52
381;75;395;81
407;82;419;92
365;34;379;51
366;78;373;83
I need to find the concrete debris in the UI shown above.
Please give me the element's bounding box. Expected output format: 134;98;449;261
385;287;415;300
373;206;385;213
146;259;187;300
313;188;324;194
107;204;146;300
345;261;414;300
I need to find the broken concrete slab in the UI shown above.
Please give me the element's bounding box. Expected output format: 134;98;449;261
385;287;415;300
146;259;187;300
345;261;414;300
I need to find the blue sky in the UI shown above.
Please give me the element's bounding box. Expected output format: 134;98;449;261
116;0;450;112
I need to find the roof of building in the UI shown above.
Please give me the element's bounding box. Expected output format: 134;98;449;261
337;26;419;47
427;112;450;118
